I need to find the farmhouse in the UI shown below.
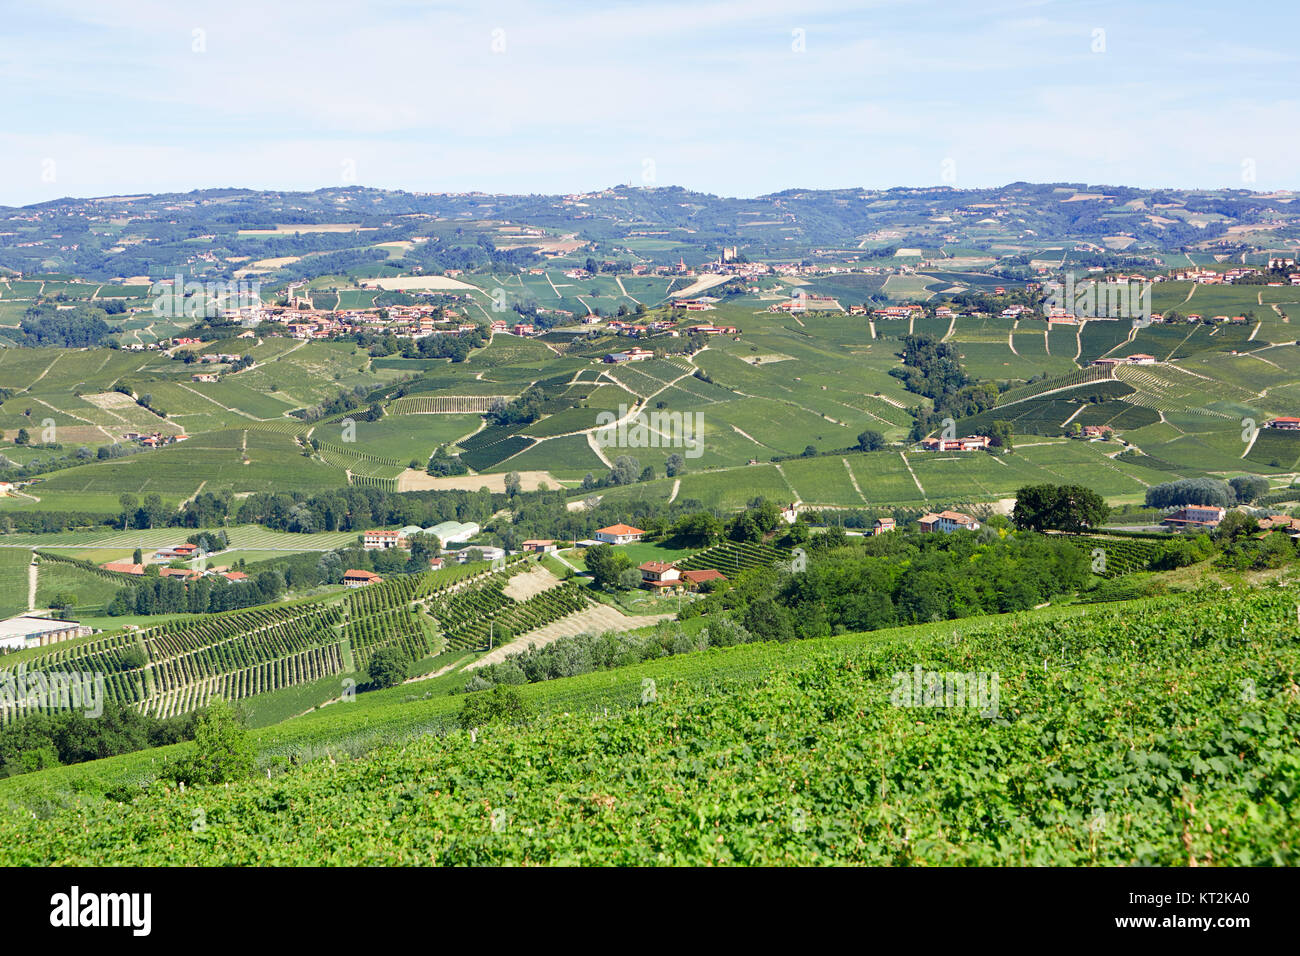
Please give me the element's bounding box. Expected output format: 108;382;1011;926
604;348;653;363
594;523;644;545
1163;503;1228;529
521;539;557;553
1162;505;1226;529
154;543;200;561
871;517;896;535
343;569;383;587
639;561;680;589
918;510;981;533
0;615;94;651
1080;425;1114;439
447;545;506;564
1266;417;1300;430
100;562;145;575
920;435;990;452
363;530;405;550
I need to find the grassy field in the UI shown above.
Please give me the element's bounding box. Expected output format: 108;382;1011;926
0;548;30;619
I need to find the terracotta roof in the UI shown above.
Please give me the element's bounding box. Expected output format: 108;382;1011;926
596;523;644;536
680;569;726;583
100;562;144;575
638;561;676;573
343;569;382;580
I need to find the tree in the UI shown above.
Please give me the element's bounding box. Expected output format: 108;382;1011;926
584;543;632;589
617;566;645;590
49;591;77;614
639;465;655;482
14;428;29;446
742;599;795;642
1229;475;1269;504
1011;484;1110;533
367;645;411;689
609;455;640;486
671;511;723;546
987;420;1014;451
167;699;254;786
664;453;686;477
132;547;143;565
118;494;138;530
856;430;885;452
504;471;522;497
1215;511;1257;541
142;493;165;529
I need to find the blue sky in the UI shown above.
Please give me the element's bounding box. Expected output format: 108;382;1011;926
2;0;1297;205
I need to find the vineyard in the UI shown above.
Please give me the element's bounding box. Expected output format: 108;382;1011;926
994;365;1116;408
1067;534;1172;577
387;395;512;414
0;559;540;722
4;583;1296;865
427;577;591;650
675;540;789;575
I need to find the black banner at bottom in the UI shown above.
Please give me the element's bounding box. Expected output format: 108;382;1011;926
4;865;1282;942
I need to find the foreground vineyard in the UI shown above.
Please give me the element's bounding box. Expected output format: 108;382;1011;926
3;583;1295;865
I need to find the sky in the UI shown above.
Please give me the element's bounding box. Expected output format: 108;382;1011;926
2;0;1298;206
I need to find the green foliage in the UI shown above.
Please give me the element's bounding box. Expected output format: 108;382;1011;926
457;685;529;730
367;645;412;689
1012;484;1110;533
165;700;254;786
4;584;1297;865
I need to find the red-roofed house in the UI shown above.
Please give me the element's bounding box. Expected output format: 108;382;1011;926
1267;417;1300;431
1161;505;1225;528
918;510;980;533
639;561;680;588
363;529;405;550
594;523;645;545
100;561;145;575
343;569;383;587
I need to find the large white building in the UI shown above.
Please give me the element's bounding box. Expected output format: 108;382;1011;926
0;616;94;652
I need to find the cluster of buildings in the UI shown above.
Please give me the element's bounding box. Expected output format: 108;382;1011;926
918;435;991;452
636;562;727;592
122;431;189;448
99;541;249;583
604;347;654;363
